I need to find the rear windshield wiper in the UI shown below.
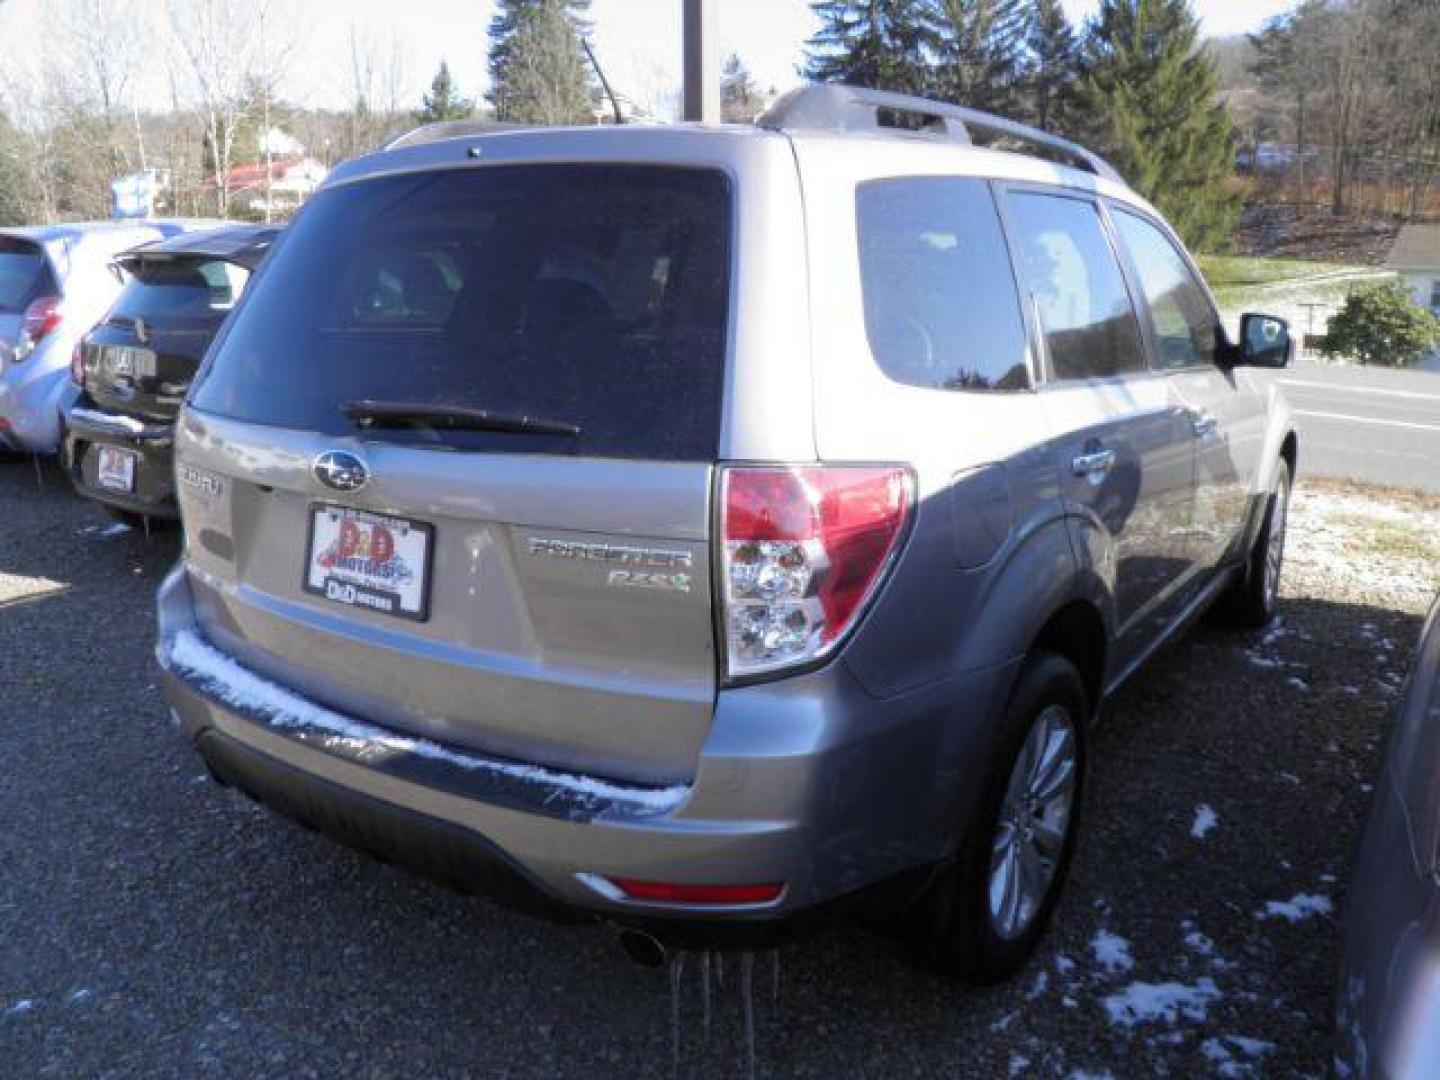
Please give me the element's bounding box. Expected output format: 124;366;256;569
341;400;581;438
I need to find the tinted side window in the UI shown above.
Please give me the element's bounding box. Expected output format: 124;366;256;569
856;178;1029;391
1006;192;1147;381
1112;209;1220;371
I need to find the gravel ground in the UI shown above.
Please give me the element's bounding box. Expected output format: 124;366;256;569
1;459;1435;1078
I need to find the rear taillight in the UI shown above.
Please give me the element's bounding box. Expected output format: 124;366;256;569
15;295;63;360
720;465;913;680
610;878;784;906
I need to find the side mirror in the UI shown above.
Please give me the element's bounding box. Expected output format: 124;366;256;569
1236;312;1295;369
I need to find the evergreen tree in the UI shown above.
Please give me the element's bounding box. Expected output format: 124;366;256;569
1322;281;1440;367
488;0;594;125
1021;0;1078;132
926;0;1028;114
803;0;935;94
1074;0;1240;250
721;53;765;123
414;61;473;124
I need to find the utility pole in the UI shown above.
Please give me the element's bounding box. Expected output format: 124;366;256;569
682;0;719;123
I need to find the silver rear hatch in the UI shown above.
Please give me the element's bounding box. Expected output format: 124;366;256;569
177;162;732;786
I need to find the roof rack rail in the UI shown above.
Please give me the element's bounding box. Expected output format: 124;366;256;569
383;119;531;152
756;84;1124;184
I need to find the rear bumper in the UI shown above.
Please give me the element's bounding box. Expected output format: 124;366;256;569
156;563;1017;942
0;349;70;454
62;402;179;517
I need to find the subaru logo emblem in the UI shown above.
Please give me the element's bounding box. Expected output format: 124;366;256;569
313;450;369;493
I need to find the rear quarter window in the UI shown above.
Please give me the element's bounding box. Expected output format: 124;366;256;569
0;238;57;313
192;165;732;461
856;177;1029;392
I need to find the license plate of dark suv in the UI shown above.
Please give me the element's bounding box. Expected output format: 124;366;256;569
303;505;434;622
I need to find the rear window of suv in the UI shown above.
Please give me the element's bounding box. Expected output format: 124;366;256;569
191;165;732;461
0;237;57;313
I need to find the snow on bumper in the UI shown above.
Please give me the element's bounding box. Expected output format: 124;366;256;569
163;628;690;820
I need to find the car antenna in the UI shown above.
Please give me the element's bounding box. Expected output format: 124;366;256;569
582;36;624;125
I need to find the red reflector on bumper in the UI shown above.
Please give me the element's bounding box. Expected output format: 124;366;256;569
611;879;784;905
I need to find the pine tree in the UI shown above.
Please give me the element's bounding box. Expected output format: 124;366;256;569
1074;0;1240;250
721;54;765;123
414;61;473;124
1021;0;1078;132
926;0;1028;114
803;0;936;94
488;0;594;125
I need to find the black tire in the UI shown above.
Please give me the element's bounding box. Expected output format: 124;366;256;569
1216;458;1291;628
913;651;1089;983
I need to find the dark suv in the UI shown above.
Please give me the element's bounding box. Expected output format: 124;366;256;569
63;225;277;522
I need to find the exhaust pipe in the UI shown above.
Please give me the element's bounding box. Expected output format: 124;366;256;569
617;928;667;968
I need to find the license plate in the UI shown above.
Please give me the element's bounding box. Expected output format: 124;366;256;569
96;445;137;492
303;505;433;621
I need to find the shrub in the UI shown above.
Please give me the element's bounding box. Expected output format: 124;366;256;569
1321;280;1440;367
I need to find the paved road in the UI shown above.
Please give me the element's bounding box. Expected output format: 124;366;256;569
0;457;1415;1078
1277;361;1440;493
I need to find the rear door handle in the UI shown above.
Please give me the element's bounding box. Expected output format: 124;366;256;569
1192;413;1220;438
1071;448;1116;478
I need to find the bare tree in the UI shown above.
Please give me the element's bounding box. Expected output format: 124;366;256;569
166;0;252;216
344;24;412;156
62;0;148;176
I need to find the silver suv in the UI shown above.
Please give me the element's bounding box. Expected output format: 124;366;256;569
157;86;1297;981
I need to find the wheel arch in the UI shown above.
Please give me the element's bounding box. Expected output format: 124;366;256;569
1029;600;1108;717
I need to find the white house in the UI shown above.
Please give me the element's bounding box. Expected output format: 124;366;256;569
1385;223;1440;370
1386;222;1440;315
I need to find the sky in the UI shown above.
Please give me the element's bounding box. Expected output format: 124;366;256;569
0;0;1302;119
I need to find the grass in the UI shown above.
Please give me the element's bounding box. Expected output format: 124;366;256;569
1194;254;1353;288
1325;513;1440;563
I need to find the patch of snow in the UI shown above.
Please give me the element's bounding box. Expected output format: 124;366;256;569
1054;953;1076;975
1287;676;1310;692
1089;929;1134;974
69;405;149;433
1183;928;1215;958
1244;652;1285;670
166;631;689;815
991;1010;1018;1033
97;523;131;538
4;999;34;1017
1191;804;1219;840
1102;978;1220;1028
1280;771;1300;784
1202;1035;1276;1078
1068;1071;1115;1080
1026;969;1049;1000
1008;1052;1030;1076
1257;893;1333;922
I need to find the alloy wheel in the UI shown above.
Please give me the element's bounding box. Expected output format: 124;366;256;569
988;704;1079;941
